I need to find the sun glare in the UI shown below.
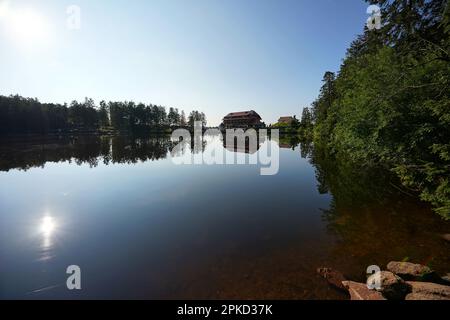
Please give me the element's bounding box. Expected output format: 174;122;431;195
40;216;56;235
0;0;9;18
0;1;51;48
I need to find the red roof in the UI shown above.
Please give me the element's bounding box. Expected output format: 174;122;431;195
224;110;261;120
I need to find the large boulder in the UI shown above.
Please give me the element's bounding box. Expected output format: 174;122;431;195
405;281;450;300
317;267;347;291
386;261;438;281
367;271;410;300
342;281;386;300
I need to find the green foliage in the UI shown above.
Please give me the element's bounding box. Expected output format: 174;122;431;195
312;0;450;219
270;111;313;138
299;107;314;140
188;110;207;127
271;121;299;135
271;122;289;128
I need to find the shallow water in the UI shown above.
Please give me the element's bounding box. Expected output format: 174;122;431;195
0;134;448;299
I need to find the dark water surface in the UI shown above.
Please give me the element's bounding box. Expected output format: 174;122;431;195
0;134;449;299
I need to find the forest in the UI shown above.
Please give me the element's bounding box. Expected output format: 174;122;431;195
0;95;206;134
310;0;449;218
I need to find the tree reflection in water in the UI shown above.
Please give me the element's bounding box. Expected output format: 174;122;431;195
0;135;177;171
309;142;450;279
277;134;449;281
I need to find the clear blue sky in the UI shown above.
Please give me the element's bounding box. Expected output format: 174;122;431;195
0;0;369;125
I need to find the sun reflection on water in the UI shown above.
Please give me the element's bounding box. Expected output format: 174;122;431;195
39;215;57;260
40;216;55;235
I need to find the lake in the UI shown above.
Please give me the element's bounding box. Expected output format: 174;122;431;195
0;134;449;299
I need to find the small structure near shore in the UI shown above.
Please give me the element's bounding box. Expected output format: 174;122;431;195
277;116;295;125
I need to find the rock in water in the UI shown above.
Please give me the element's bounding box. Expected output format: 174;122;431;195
405;281;450;300
317;267;347;291
441;273;450;285
386;261;437;281
341;281;386;300
367;271;410;300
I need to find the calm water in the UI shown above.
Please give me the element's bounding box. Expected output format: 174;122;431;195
0;134;449;299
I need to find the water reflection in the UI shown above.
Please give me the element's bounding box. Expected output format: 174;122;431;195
0;134;448;299
41;216;55;235
38;215;57;261
0;134;273;171
223;135;263;154
306;144;450;279
0;136;164;171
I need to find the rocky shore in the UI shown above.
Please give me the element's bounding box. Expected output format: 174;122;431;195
318;261;450;300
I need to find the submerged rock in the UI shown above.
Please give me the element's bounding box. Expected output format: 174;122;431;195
341;281;386;300
405;281;450;300
317;267;347;291
441;273;450;285
367;271;410;300
387;261;438;281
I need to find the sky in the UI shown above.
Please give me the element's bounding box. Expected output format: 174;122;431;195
0;0;369;126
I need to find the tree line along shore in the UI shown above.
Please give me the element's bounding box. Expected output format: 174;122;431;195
307;0;449;219
0;95;206;135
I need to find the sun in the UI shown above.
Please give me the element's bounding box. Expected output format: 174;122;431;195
0;1;51;48
10;9;49;41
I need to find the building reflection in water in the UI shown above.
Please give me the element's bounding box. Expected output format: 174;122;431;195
222;133;263;154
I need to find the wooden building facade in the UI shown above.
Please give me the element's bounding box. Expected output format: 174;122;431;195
222;110;262;129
